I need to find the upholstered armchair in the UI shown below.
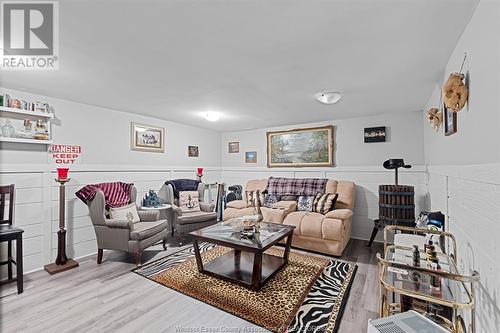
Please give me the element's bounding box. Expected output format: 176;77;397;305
158;182;217;240
87;186;168;266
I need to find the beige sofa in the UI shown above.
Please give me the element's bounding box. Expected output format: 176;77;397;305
223;178;355;256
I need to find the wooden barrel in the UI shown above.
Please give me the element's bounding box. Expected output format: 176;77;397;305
378;185;415;226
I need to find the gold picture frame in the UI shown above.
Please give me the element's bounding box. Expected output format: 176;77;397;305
131;122;165;153
266;125;334;168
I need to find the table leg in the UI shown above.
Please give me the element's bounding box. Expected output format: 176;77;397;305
283;234;293;264
193;240;203;272
252;252;262;290
234;249;241;266
16;234;23;294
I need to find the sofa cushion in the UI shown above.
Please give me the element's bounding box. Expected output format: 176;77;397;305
177;211;217;225
283;211;348;241
325;180;339;194
300;213;324;238
324;208;353;220
226;200;246;209
245;179;268;193
313;193;339;214
130;220;168;241
282;212;305;235
297;195;315;211
223;207;255;221
336;181;356;209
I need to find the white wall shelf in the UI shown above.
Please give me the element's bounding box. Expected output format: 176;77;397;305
0;106;54;119
0;137;53;145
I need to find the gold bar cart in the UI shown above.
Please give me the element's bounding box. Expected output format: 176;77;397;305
377;225;480;333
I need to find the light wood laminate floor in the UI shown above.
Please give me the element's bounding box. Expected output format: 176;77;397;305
0;238;383;333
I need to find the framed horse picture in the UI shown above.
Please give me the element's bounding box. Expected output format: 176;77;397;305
130;122;165;153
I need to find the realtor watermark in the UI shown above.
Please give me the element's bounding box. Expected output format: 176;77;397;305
1;1;59;70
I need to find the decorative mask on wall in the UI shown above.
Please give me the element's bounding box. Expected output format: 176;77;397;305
442;72;468;112
426;107;443;132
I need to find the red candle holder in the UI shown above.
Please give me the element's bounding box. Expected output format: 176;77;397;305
197;167;203;177
56;168;69;180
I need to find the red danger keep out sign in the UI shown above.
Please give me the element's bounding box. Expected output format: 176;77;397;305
49;144;82;164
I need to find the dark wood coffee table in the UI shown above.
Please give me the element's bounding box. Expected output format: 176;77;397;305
190;222;295;291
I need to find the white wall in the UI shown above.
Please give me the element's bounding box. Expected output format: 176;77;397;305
220;113;427;242
0;88;222;280
422;2;500;165
423;1;500;331
0;88;221;166
222;112;424;168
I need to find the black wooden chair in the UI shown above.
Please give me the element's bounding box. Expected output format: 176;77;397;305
0;184;24;294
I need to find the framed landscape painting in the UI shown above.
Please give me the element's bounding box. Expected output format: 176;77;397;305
131;122;165;153
266;125;333;167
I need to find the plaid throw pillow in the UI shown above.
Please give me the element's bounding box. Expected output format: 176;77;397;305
297;195;315;211
313;193;339;215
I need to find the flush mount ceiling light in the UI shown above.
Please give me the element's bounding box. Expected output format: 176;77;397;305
202;111;222;122
314;91;342;104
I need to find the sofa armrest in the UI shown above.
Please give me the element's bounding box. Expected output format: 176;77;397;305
324;209;353;220
272;201;297;210
200;202;215;212
105;219;133;229
226;200;246;209
137;210;160;222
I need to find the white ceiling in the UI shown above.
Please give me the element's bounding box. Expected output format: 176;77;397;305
0;0;478;131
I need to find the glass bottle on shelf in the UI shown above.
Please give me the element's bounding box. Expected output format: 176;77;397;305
33;119;48;140
2;119;15;137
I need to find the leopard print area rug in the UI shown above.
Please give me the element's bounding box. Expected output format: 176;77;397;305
134;244;357;333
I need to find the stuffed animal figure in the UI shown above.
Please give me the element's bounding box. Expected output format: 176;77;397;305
442;72;468;112
426;107;443;132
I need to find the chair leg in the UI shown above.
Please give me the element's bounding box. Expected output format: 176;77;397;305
162;238;167;251
7;240;12;280
367;227;379;247
97;248;103;264
134;253;142;267
16;234;23;294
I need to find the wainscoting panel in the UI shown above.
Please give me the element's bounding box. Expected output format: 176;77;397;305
0;171;47;277
0;165;221;278
428;164;500;333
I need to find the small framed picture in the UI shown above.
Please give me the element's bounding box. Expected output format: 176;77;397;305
188;145;199;157
131;123;165;153
364;126;386;143
245;151;257;163
444;104;457;136
228;141;239;153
